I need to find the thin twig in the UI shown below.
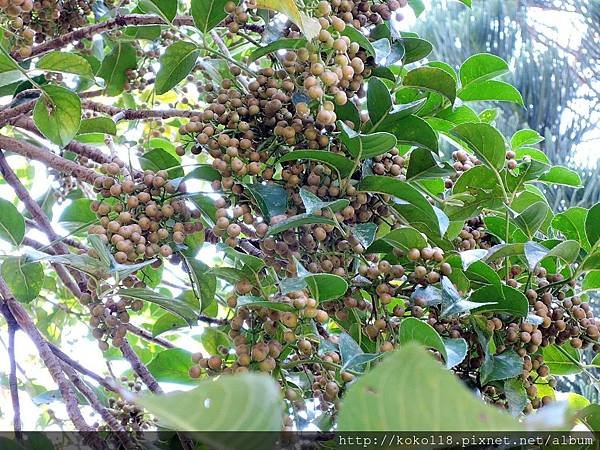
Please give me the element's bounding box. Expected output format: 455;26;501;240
82;101;204;121
0;302;22;440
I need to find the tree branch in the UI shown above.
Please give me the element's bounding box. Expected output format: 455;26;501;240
125;323;176;349
0;302;22;440
62;363;141;450
14;15;195;61
0;280;107;449
82;101;204;121
0;138;99;184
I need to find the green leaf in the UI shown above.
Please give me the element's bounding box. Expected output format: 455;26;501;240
155;41;200;95
543;344;581;375
398;317;447;361
357;176;440;236
267;213;335;236
33;85;81;147
183;165;221;183
0;198;25;246
255;0;319;40
236;295;295;312
278;150;355;178
368;226;427;253
351;223;378;248
304;273;348;301
58;198;96;232
183;256;217;311
451;122;506;171
444;338;468;368
36;52;95;79
583;271;600;292
77;117;116;135
147;349;195;384
504;379;528;417
299;188;349;214
338;121;397;160
249;38;307;62
0;50;20;74
468;284;529;317
538;166;582;187
459;53;509;87
337;344;521;431
335;100;361;129
340;25;375;58
152;312;188;337
552;207;589;251
191;0;236;33
244;183;288;222
406;148;454;181
200;327;232;355
139;148;183;178
402;37;433;64
514;201;549;237
1;257;44;304
480;350;523;385
511;129;544;149
136;374;283;446
139;0;177;21
579;404;600;433
119;288;197;325
586;203;600;247
97;42;137;96
217;244;265;273
404;66;456;103
367;77;392;125
459;80;524;105
407;0;425;16
380;114;438;152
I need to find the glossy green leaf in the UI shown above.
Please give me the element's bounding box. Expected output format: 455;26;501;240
244;183;288;222
249;38;306;61
36;52;95;79
351;223;378;248
451;122;506;171
444;338;468;368
266;213;336;236
191;0;235;33
299;188;349;214
367;77;392;125
139;148;184;178
236;295;295;312
1;257;44;304
402;37;433;64
586;203;600;247
468;284;528;317
513;201;549;237
155;41;200;95
337;344;521;431
459;80;524;105
511;129;544;149
33;85;81;147
538;166;582;187
552;207;589;251
406;148;454;181
98;42;137;96
338;121;397;160
200;327;233;355
58;198;96;232
77;117;117;135
147;349;195;384
480;350;523;385
543;344;581;376
583;271;600;291
119;288;197;325
380;114;438;152
305;273;348;301
139;0;177;21
404;66;456;103
357;176;440;235
398;317;447;361
368;226;427;253
504;379;528;417
278;150;355;178
459;53;509;87
0;198;25;246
